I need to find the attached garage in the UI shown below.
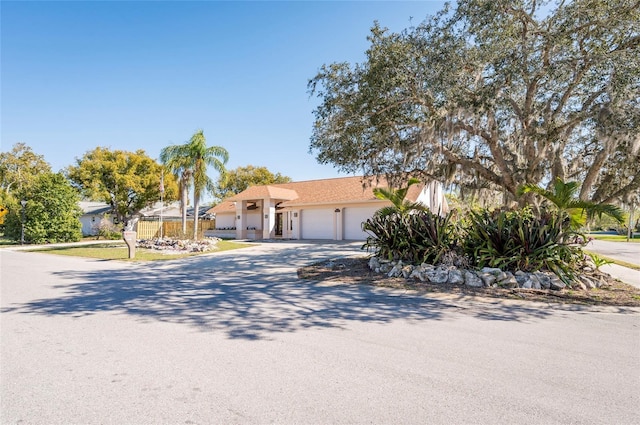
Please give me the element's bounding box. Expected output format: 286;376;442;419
343;206;379;240
209;176;448;241
300;208;334;240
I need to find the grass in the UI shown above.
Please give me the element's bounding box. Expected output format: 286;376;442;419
588;233;640;242
0;238;19;246
29;240;253;261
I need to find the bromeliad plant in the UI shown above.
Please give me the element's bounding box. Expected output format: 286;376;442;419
362;210;458;265
361;177;618;286
363;177;458;264
461;208;584;283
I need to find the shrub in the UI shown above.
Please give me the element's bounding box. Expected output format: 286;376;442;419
362;210;458;265
462;208;583;283
4;173;82;244
93;215;121;240
364;203;592;285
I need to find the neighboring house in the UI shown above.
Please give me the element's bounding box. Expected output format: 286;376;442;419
138;202;214;220
208;176;448;241
138;201;183;220
79;201;114;236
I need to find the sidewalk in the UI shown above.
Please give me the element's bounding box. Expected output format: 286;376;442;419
585;239;640;288
3;239;124;251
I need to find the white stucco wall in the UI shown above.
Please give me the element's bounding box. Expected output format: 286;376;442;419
246;211;262;230
80;215;99;236
80;214;116;236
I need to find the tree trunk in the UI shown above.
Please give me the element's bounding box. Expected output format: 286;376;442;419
181;182;188;235
193;196;200;241
580;146;611;201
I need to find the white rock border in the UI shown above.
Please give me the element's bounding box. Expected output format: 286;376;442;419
367;255;610;291
136;237;221;254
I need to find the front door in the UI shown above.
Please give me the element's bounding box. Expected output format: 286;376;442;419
275;212;283;237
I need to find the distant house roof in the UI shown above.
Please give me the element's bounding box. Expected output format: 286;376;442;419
139;201;182;218
79;201;112;215
209;176;424;214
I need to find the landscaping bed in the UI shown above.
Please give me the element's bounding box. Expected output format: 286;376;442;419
298;257;640;307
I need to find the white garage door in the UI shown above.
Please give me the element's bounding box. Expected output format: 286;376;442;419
301;208;333;239
344;206;378;240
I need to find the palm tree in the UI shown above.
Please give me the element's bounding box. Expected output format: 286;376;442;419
518;178;624;229
372;177;427;217
160;147;192;235
189;130;228;239
160;130;228;239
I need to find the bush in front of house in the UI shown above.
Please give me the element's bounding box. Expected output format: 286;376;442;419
363;206;586;285
93;215;121;240
461;208;584;283
362;210;459;265
362;178;625;286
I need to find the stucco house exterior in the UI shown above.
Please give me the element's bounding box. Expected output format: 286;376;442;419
208;176;448;241
79;201;114;236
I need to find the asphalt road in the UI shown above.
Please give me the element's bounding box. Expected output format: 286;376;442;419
1;242;639;424
586;239;640;266
585;239;640;287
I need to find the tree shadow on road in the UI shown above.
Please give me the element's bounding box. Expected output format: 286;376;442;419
0;243;589;340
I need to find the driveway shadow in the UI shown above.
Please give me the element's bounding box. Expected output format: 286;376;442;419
0;242;579;339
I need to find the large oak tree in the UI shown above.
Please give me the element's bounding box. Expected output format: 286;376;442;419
309;0;640;205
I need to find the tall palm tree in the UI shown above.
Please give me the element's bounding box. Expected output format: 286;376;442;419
189;130;228;239
159;146;192;235
161;130;228;240
518;178;624;229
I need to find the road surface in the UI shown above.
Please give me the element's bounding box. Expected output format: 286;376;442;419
2;242;639;424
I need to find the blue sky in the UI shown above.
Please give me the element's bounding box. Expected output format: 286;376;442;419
2;1;445;190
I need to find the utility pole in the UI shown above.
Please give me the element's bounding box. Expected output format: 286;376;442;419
20;199;26;245
628;199;635;242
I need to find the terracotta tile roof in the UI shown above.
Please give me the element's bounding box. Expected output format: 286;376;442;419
208;176;426;214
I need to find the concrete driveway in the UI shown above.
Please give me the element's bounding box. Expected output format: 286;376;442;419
1;242;639;424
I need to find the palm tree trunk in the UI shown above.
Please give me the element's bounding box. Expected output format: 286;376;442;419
193;195;200;240
181;181;188;235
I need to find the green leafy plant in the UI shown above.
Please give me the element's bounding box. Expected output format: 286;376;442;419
4;172;82;244
372;178;427;218
587;252;613;270
518;178;624;230
93;215;121;240
362;210;458;265
462;208;583;284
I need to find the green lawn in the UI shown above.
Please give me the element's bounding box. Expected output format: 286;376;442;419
29;240;253;261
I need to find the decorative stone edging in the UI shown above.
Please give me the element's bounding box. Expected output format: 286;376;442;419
136;238;220;254
368;256;610;291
